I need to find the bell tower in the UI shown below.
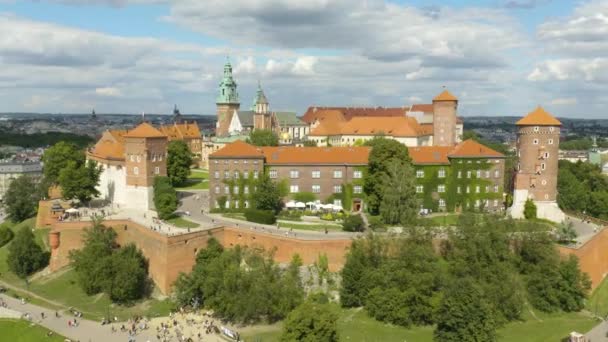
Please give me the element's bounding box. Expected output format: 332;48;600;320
509;106;565;222
253;81;271;130
216;58;240;137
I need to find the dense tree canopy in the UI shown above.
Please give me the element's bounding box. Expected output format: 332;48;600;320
41;141;84;186
524;199;537;220
340;215;591;338
7;225;49;279
153;177;178;220
69;218;150;304
247;129;279;146
0;130;93;149
280;301;339;342
58;160;102;204
174;239;304;323
558;160;608;219
251;173;282;213
560;137;608;150
3;176;40;222
378;159;418;225
363;137;414;220
167;140;193;186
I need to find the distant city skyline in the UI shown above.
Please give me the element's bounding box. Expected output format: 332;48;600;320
0;0;606;118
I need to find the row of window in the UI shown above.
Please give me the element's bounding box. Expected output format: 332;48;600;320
433;199;500;208
128;154;164;163
132;166;160;176
213;159;260;165
289;185;363;194
214;170;260;179
217;198;343;209
415;184;500;194
532;138;554;145
415;169;500;179
273;170;363;179
215;185;253;195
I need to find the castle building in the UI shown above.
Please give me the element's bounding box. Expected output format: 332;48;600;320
303;90;463;147
87;122;168;211
216;59;240;137
158;121;202;164
208;139;504;213
0;161;42;202
509;107;565;222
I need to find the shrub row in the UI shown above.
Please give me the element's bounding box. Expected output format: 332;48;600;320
245;209;276;225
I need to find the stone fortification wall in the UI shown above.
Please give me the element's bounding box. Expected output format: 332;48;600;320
558;227;608;291
47;220;352;294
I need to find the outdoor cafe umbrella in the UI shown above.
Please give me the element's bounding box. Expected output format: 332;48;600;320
295;202;306;209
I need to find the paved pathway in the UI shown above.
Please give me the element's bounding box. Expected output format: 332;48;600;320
178;190;360;240
566;215;605;246
0;293;157;342
585;320;608;341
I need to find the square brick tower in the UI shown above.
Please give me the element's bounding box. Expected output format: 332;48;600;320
509;106;565;222
123;122;168;211
432;89;458;147
216;59;240;137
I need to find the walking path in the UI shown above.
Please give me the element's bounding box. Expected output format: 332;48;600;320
585;320;608;341
0;293;156;341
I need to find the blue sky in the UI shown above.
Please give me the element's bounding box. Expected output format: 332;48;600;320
0;0;606;118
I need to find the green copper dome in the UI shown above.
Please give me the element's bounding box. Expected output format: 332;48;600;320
250;81;268;110
217;58;239;104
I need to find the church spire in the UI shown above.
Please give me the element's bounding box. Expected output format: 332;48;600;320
217;57;239;104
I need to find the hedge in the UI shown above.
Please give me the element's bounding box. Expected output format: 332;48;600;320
245;209;276;225
0;226;14;247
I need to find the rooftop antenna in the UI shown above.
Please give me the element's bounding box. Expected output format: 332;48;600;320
141;111;145;123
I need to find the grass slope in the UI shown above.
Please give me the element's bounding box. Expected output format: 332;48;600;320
241;307;596;342
166;216;200;229
587;276;608;318
0;319;66;342
0;218;174;321
175;169;209;190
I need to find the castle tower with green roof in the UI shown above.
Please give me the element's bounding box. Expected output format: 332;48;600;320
216;58;240;136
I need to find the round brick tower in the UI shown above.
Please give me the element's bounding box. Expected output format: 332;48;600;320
509;106;565;222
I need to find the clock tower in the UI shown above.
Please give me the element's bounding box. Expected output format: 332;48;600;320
216;58;240;137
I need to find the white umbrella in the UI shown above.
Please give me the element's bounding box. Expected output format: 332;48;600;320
322;204;334;210
65;208;79;214
285;201;296;208
332;205;343;212
295;202;306;209
305;202;316;209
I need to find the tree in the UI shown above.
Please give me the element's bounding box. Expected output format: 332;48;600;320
58;160;102;204
342;214;365;232
524;199;537;220
378;159;418;225
302;140;317;147
41;141;84;186
70;218;150;303
363;137;412;216
251;173;282;213
104;244;150;303
556;221;577;243
153;177;178;219
0;226;14;247
69;218;117;294
247;129;279;146
280;301;339;342
293;192;316;203
3;176;40;222
434;278;497;342
167;140;193;186
7;226;49;279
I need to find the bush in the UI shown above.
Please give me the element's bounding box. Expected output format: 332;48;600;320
245;209;276;225
524;199;537;220
342;215;365;232
368;216;386;232
320;213;335;221
0;226;15;247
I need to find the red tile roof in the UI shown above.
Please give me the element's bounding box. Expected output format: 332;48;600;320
124;122;166;138
209;140;264;158
302;106;408;124
159;122;201;140
433;90;458;102
516;106;562;126
409;104;434;113
261;146;370;165
88;130;127;161
448;139;504;158
339;116;430;137
408;146;452;165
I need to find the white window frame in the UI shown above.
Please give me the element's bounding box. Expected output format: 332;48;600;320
333;185;342;194
353;170;363;179
214;171;220;179
333;170;343;179
438;169;446;178
438;185;445;193
353;185;363;194
312;170;321;179
290;170;300;179
133;166;139;175
290;185;299;193
312;185;321;193
416;170;424;178
269;170;278;179
416;185;424;193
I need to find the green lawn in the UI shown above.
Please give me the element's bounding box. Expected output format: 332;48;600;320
0;218;174;321
175;169;209;190
0;319;66;342
241;306;596;342
587;276;608;317
166;216;200;229
278;221;343;232
424;214;460;226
